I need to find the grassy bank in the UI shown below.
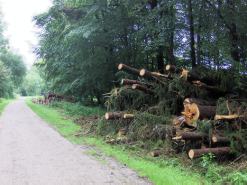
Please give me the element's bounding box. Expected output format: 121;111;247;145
0;98;11;114
26;99;209;185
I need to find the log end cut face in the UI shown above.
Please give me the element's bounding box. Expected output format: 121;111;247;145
118;63;124;70
105;112;111;120
139;69;146;77
183;103;200;125
188;150;195;159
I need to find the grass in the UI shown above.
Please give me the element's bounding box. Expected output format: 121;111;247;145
0;98;12;114
26;98;209;185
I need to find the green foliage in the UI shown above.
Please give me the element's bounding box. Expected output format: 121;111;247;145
226;171;247;185
0;52;26;88
0;61;14;98
20;66;46;96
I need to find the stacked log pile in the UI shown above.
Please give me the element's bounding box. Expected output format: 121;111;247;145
104;63;246;159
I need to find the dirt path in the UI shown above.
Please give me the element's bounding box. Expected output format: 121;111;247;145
0;99;151;185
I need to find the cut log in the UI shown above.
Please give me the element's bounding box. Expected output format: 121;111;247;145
165;65;182;74
131;84;153;94
183;103;216;125
188;147;231;159
118;64;140;76
149;149;164;157
105;112;123;120
139;69;169;79
212;136;230;144
183;98;215;106
214;114;243;121
176;132;208;140
105;112;134;120
120;79;143;86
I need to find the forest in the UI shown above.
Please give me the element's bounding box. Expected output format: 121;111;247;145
34;0;247;103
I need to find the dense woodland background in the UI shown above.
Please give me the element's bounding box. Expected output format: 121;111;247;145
0;14;26;98
33;0;247;103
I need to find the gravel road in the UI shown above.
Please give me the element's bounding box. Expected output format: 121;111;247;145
0;99;151;185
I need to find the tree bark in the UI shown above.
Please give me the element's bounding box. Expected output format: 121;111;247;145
157;46;165;74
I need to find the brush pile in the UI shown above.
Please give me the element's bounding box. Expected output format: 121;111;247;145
32;93;74;105
104;63;247;159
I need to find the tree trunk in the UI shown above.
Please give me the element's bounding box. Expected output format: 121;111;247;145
188;147;231;159
157;46;165;74
188;0;196;68
226;0;240;63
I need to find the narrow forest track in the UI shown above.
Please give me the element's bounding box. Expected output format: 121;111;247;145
0;99;151;185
